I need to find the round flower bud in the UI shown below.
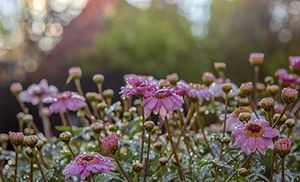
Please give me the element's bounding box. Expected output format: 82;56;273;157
24;135;38;148
144;121;155;132
101;134;119;154
159;79;171;88
86;92;101;102
116;106;123;113
264;76;274;85
36;140;44;151
24;128;35;135
285;118;295;128
10;82;23;95
59;131;72;143
153;141;163;151
159;157;168;166
107;124;116;132
281;87;298;104
123;112;131;120
214;62;226;72
266;85;279;96
97;102;107;111
202;72;216;85
239;97;250;106
239;82;253;96
221;83;233;93
16;112;25;121
259;97;274;111
91;122;104;134
289;56;300;73
273;113;287;126
132;162;144;173
68;67;82;79
222;136;230;145
92;74;104;84
23;114;34;124
238;168;248;177
239;112;251;122
25;147;34;158
8;132;24;146
275;138;292;158
166;73;179;85
249;52;264;66
256;83;265;93
133;99;141;106
103;89;114;98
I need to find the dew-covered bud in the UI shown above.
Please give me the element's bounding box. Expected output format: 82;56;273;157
221;83;233;93
132;162;144;173
10;82;23;95
69;67;82;79
239;82;253;96
92;74;104;84
259;97;274;111
285;118;295;128
144;121;155;132
275;138;292;158
166;73;179;85
24;135;38;148
8;132;24;146
153;141;163;151
281;87;298;104
59;131;72;143
202;72;216;85
238;168;248;176
159;157;168;166
91;122;104;134
266;85;279;96
101;134;119;154
249;52;264;66
123;112;131;120
256;83;265;93
214;62;226;72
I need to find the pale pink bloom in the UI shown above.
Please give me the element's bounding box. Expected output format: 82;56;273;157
289;56;300;73
43;91;85;113
275;69;298;86
63;152;114;180
20;79;58;105
143;87;183;118
275;138;292;157
233;119;279;155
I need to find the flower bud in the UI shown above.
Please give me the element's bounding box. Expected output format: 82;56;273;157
264;76;274;85
202;72;216;85
221;83;233;93
123;112;131;120
10;82;23;95
133;99;141;106
166;73;179;85
273;113;287;125
249;52;264;66
24;135;38;148
8;132;24;146
25;147;34;158
159;79;171;88
144;121;155;132
101;134;119;154
285;118;295;128
259;97;274;111
92;74;104;84
256;83;265;93
239;112;251;122
23;114;34;124
132;162;144;173
159;157;168;166
103;89;114;98
289;56;300;73
266;85;279;96
214;62;226;72
86;92;101;102
40;107;50;117
239;97;250;106
239;82;253;96
97;102;107;110
59;131;72;143
153;141;163;151
24;128;35;135
107;124;116;132
36;140;44;151
222;136;230;145
68;67;82;79
281;87;298;104
275;138;292;157
238;168;248;176
0;134;8;144
91;122;104;134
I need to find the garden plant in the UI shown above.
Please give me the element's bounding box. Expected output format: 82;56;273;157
1;53;300;181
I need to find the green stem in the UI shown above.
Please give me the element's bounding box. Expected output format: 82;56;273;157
226;153;254;182
281;157;285;182
29;158;33;182
143;133;151;182
14;146;19;182
113;155;133;182
270;150;276;182
66;143;76;158
32;149;47;182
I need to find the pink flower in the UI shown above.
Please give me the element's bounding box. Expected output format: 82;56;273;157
275;138;292;157
143;87;183;118
101;134;119;154
275;69;298;86
43;91;85;113
63;152;114;180
175;81;213;100
289;56;300;73
20;79;58;105
233;119;279;155
249;52;264;66
120;74;157;98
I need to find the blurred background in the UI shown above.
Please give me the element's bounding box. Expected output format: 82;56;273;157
1;0;300;132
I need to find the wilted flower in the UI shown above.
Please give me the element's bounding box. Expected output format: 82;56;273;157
289;56;300;73
20;79;58;105
120;74;157;98
63;152;114;180
101;134;119;154
275;138;292;157
143;87;183;118
233;119;279;155
43;91;85;113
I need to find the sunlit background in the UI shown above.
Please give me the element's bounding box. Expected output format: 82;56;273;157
1;0;300;131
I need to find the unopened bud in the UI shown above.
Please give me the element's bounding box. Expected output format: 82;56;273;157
275;138;291;158
144;121;155;132
281;87;298;104
132;162;144;173
92;74;104;84
159;157;168;166
69;67;82;79
59;131;72;143
259;97;274;111
221;83;233;93
214;62;226;72
266;85;279;96
91;122;104;134
166;73;179;85
8;132;24;146
153;141;163;151
285;118;295;128
24;135;38;148
238;168;248;176
10;82;23;95
249;53;264;66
